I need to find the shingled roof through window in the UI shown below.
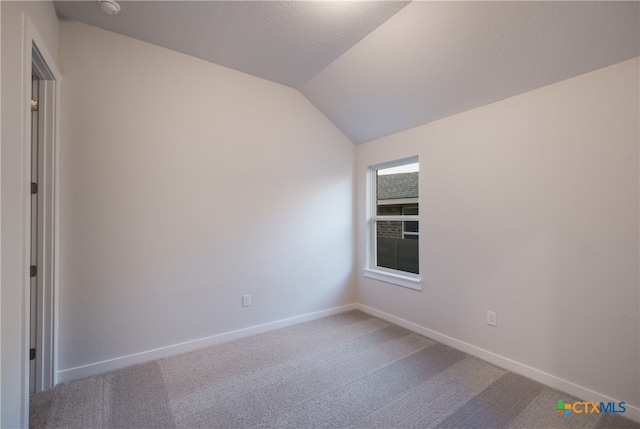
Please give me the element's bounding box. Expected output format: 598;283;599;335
377;172;418;200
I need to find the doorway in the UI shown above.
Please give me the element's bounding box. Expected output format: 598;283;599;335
29;43;59;394
30;74;40;394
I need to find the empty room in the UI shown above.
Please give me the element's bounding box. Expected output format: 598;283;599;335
1;1;639;428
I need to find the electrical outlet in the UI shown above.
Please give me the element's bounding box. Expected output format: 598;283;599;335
487;311;497;327
242;294;251;307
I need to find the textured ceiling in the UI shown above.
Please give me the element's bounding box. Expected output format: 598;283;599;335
54;1;639;144
53;1;409;88
301;1;640;143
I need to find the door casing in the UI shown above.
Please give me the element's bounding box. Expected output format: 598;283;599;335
24;21;61;401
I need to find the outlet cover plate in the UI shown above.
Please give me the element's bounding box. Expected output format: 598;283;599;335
487;310;497;327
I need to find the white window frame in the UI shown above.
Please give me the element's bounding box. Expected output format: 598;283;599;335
363;156;421;291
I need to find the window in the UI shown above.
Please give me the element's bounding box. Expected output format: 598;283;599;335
364;157;420;290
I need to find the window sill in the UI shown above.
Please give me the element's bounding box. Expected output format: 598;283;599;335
362;268;421;291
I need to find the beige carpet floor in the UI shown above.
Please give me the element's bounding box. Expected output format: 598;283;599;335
30;311;638;428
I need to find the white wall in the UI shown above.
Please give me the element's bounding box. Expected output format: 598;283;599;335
357;58;639;413
57;21;355;377
1;2;59;427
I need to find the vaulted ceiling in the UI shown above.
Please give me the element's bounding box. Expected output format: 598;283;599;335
54;1;639;144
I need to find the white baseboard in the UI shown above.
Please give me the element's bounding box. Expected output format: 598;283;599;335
355;304;640;424
56;303;358;384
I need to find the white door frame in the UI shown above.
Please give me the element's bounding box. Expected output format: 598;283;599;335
22;15;60;405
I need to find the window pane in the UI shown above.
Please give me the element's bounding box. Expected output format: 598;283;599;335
376;221;419;274
376;163;419;216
